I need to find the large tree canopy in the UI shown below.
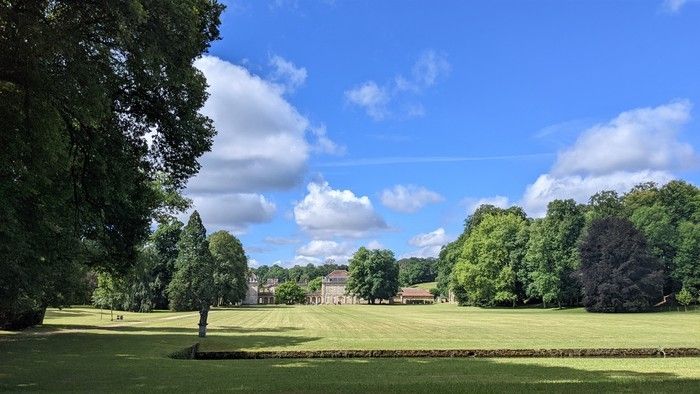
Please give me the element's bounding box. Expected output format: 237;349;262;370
209;230;248;306
452;211;529;306
525;199;586;308
346;247;399;304
0;0;223;328
579;217;664;312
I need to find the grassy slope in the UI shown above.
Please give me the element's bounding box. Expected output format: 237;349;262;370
1;305;699;392
411;281;437;290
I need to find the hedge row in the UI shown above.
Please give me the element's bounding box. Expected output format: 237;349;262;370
192;347;700;360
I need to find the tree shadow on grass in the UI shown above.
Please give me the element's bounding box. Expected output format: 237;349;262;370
35;324;303;335
1;331;698;392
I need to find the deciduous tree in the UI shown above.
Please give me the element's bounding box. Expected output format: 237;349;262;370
579;217;663;312
209;231;248;306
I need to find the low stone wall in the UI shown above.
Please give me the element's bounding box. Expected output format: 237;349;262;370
193;347;700;360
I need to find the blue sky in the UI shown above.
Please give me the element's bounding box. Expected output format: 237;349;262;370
182;0;700;267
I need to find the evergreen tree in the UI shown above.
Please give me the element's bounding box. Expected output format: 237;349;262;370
580;217;663;312
168;211;215;337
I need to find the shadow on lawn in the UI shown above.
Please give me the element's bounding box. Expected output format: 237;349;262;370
38;324;303;335
1;331;697;392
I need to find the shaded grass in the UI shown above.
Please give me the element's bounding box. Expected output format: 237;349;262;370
1;305;699;392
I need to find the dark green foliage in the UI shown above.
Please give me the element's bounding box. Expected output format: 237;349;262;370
587;191;624;221
579;218;664;312
525;200;586;307
346;248;400;304
275;282;307;305
0;0;223;328
254;262;348;284
167;211;215;312
148;220;183;309
209;231;248;306
398;257;437;286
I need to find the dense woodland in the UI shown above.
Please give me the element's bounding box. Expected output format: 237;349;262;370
440;181;700;312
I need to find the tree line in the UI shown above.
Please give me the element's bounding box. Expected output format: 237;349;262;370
437;181;700;312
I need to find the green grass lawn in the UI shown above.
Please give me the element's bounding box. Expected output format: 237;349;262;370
1;305;699;392
411;281;437;290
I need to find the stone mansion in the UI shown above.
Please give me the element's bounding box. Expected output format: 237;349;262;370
243;269;434;305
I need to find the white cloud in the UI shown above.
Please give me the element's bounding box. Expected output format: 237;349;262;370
188;193;276;233
663;0;693;12
310;124;346;155
519;100;693;217
290;255;322;266
366;240;384;250
344;81;389;120
380;185;444;213
552;100;694;176
297;240;353;257
190;55;311;193
268;55;307;94
345;50;450;120
410;50;451;88
462;195;511;214
409;228;452;248
521;171;675;217
404;228;453;258
294;181;387;237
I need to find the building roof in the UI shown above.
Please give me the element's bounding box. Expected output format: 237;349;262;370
400;287;433;297
326;270;349;279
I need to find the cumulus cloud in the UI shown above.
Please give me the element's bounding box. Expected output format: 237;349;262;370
521;100;694;217
296;240;353;264
462;195;511;214
380;185;444;213
552;100;694;176
294;181;387;237
521;171;675;217
345;50;450;120
187;193;276;233
190;55;311;193
268;55;307;94
404;228;453;258
184;56;343;232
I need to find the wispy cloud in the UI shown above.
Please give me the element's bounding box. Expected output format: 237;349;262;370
345;49;450;120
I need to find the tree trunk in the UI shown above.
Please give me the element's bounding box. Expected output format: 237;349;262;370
198;306;209;338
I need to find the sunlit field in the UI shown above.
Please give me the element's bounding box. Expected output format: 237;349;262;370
1;305;698;392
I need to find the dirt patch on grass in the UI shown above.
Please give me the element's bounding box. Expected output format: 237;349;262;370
192;347;700;360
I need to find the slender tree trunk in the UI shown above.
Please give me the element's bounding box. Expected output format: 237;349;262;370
198;306;209;338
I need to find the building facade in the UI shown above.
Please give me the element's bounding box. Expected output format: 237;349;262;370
243;270;435;305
